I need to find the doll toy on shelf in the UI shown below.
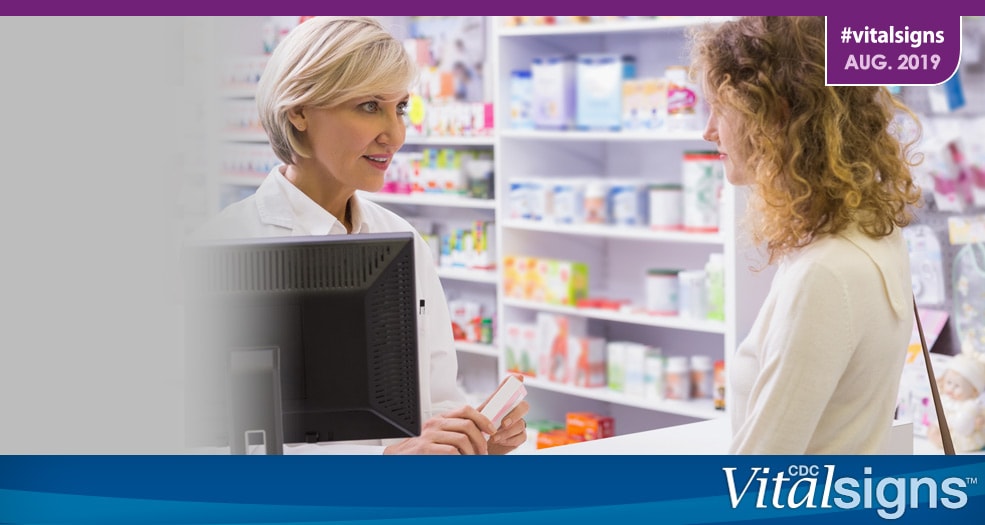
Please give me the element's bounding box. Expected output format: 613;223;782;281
928;352;985;453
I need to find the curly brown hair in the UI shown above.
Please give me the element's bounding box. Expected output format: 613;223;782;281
689;16;923;263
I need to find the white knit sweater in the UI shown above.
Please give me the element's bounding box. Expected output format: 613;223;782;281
729;225;913;454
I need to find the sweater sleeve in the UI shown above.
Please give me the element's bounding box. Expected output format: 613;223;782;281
730;263;858;454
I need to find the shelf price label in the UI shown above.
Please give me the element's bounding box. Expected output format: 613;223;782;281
825;15;961;86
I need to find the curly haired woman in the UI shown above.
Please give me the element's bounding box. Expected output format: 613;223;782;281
690;16;923;453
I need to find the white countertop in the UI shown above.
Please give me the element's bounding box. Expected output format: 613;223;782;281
532;418;918;455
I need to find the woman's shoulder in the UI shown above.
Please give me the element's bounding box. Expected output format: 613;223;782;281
798;226;904;267
786;226;909;310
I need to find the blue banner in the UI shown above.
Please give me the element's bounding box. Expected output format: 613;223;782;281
0;456;982;524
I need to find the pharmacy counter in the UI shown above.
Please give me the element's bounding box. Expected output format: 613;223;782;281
533;418;916;455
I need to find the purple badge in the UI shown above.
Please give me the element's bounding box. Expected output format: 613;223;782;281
826;15;962;86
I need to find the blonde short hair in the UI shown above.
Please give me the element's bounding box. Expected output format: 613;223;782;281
256;16;417;165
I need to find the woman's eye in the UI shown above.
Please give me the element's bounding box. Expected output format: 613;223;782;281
397;102;409;116
360;101;379;112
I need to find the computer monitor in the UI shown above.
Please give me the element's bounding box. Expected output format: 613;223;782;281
183;232;422;454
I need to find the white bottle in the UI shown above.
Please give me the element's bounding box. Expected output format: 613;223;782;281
690;355;713;399
644;353;666;401
705;253;725;321
664;356;691;400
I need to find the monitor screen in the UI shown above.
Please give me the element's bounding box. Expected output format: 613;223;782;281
183;232;421;454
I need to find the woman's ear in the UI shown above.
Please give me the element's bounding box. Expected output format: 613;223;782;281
287;106;308;132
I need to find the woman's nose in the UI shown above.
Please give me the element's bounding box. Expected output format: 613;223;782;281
377;112;406;146
702;118;718;143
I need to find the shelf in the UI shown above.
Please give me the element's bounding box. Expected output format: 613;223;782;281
454;341;499;358
497;17;729;37
359;191;496;210
502;220;723;244
436;266;498;284
404;135;495;147
499;129;706;142
524;376;724;419
502;298;726;334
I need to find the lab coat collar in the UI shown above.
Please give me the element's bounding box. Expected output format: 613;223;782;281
255;166;359;235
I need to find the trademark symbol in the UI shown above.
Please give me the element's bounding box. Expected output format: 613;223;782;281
966;477;978;485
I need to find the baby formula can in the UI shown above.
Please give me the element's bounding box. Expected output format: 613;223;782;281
665;65;699;131
645;269;680;315
648;183;683;230
682;151;724;232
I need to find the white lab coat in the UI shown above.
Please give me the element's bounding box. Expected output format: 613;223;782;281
192;166;467;453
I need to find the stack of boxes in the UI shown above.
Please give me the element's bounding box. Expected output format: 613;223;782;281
535;412;616;449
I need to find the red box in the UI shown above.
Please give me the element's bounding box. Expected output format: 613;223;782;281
566;412;615;441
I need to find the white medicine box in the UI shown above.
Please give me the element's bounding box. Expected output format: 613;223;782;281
531;56;576;130
576;53;636;131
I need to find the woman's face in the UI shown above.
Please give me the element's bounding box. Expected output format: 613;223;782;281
702;105;750;186
291;92;409;193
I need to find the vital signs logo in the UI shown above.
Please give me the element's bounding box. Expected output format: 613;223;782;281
723;465;975;519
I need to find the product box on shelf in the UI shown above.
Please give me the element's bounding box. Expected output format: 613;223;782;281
531;56;576;130
509;69;534;130
502;255;588;306
542;259;589;306
640;77;670;130
536;429;584;449
576;53;636;131
504;322;540;377
568;336;607;388
536;312;588;382
621;80;644;131
566;412;615;441
502;255;533;299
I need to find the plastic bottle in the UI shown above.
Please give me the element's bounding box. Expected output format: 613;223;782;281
665;65;698;131
689;355;713;399
644;353;666;401
705;253;725;321
664;356;691;400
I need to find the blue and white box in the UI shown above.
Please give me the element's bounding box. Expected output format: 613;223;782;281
576;54;636;131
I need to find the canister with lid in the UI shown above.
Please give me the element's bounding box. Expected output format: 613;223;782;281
682;151;724;232
645;269;680;315
648;183;683;230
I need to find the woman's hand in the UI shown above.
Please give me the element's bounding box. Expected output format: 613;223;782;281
383;405;496;455
487;400;530;455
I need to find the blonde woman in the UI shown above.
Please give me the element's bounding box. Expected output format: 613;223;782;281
198;16;527;454
690;16;923;453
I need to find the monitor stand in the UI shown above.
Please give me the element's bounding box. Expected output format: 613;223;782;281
228;347;284;455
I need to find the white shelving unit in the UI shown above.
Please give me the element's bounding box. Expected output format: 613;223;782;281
204;17;504;402
492;17;774;435
204;16;776;437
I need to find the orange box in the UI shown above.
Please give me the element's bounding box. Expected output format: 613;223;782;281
566;412;615;441
536;429;584;449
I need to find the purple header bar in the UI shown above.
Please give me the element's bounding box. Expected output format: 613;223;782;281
825;15;962;85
